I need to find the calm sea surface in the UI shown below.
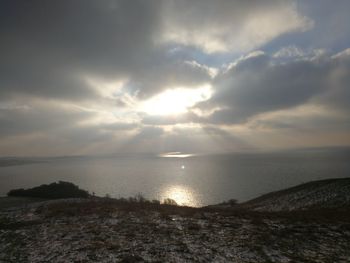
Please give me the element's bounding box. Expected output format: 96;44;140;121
1;149;349;206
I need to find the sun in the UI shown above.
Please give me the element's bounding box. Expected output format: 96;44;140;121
140;85;212;116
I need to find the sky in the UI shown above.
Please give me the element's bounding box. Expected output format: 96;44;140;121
0;0;350;156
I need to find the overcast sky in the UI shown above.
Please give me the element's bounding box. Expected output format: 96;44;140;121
1;0;350;156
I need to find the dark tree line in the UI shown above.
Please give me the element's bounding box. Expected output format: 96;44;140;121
7;181;90;199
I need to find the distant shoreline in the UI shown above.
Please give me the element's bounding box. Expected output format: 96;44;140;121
0;159;45;167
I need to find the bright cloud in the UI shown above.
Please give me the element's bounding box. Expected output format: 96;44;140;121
159;0;313;53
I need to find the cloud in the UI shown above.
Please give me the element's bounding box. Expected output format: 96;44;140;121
247;105;350;132
0;0;214;102
159;0;313;53
120;124;252;154
0;1;349;155
0;101;93;137
0;98;140;156
195;49;350;125
124;59;212;99
141;114;192;126
296;0;350;51
273;46;328;62
316;48;350;112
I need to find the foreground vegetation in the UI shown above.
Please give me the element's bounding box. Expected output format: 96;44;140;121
1;198;350;262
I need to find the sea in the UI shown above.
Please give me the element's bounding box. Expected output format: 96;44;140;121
1;148;349;207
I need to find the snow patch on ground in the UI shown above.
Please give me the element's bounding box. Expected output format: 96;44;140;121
1;199;350;262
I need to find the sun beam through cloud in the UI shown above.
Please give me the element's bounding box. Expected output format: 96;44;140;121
139;85;212;116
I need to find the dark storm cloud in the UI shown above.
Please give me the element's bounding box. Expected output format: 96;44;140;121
0;0;156;99
195;50;350;125
0;0;212;101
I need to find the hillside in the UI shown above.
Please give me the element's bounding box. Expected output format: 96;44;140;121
1;179;350;262
242;178;350;212
1;198;350;262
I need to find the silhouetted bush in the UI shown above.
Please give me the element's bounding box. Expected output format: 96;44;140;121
163;198;178;206
7;181;90;199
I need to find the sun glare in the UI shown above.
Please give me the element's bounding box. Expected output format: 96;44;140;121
140;85;212;116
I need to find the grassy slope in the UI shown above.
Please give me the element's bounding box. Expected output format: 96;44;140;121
241;178;350;211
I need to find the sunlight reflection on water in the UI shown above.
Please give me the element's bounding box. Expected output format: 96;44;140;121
159;184;200;207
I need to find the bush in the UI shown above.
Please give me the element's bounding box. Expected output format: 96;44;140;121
7;181;90;199
163;198;178;206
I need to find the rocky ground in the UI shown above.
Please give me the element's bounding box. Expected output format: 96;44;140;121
1;198;350;262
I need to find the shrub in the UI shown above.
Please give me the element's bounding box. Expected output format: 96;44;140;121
163;198;178;206
7;181;90;199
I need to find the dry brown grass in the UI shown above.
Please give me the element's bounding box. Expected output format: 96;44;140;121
36;196;350;225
